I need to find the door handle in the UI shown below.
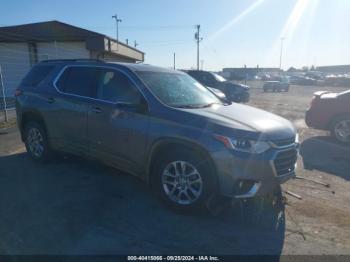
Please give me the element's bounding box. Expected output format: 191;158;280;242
46;97;55;104
91;107;102;114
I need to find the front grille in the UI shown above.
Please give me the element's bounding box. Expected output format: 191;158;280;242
274;149;298;176
272;137;295;147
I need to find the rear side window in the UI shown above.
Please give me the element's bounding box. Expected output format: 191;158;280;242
56;67;100;98
21;65;55;87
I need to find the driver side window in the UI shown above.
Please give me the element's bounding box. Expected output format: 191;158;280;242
201;73;215;86
97;69;141;104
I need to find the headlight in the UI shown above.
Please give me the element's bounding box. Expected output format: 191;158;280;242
214;134;270;154
295;133;299;143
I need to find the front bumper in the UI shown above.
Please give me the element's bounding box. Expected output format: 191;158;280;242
211;143;298;198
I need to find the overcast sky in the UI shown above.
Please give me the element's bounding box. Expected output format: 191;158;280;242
1;0;349;70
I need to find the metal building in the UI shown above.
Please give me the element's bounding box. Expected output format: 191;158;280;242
0;20;145;97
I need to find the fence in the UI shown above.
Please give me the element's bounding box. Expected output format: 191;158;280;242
0;64;13;123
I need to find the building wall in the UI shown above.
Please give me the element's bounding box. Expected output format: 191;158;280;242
0;40;141;97
37;41;89;61
102;52;137;63
316;65;350;74
0;42;31;97
0;41;90;97
105;39;144;62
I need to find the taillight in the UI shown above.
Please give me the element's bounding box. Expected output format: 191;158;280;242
14;88;22;97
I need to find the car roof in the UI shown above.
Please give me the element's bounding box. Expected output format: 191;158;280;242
39;59;182;74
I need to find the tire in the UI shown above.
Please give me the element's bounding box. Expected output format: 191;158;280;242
152;149;216;212
331;115;350;143
24;121;53;162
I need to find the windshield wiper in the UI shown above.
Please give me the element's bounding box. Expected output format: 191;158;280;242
196;102;221;108
176;102;222;109
176;105;202;109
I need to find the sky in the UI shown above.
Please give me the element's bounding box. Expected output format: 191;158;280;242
0;0;349;71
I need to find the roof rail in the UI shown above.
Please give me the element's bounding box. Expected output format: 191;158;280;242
40;59;104;63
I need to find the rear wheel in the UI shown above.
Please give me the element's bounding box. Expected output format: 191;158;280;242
153;149;216;211
331;116;350;143
24;121;52;161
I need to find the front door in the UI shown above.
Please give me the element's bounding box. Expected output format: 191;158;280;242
87;68;149;175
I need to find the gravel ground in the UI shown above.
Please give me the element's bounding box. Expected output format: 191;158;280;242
0;84;349;255
248;84;350;254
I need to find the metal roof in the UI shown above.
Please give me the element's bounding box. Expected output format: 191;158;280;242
0;20;144;55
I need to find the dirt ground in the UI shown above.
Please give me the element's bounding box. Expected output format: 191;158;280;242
0;84;349;256
248;84;350;254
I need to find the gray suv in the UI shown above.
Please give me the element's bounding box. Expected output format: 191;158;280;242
15;60;299;211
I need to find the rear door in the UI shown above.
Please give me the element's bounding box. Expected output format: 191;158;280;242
87;68;149;174
50;66;100;155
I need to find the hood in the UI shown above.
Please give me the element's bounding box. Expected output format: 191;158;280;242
180;103;296;140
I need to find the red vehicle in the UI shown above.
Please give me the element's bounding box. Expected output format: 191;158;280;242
305;90;350;143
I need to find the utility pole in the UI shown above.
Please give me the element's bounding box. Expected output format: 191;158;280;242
134;40;138;48
173;52;176;70
0;65;8;122
194;25;203;70
279;37;285;70
112;14;122;50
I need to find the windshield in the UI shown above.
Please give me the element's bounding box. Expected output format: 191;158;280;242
212;72;226;82
136;71;221;108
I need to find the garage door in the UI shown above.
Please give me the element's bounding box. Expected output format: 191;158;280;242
0;42;31;99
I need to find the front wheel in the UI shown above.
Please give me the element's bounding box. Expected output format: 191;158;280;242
153;149;216;211
331;116;350;143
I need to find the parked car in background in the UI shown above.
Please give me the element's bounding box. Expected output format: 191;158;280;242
16;59;298;211
263;76;290;92
288;75;317;86
305;89;350;143
185;70;250;103
324;75;350;87
305;71;325;80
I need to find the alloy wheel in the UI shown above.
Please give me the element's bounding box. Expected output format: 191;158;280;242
161;161;203;205
334;120;350;142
